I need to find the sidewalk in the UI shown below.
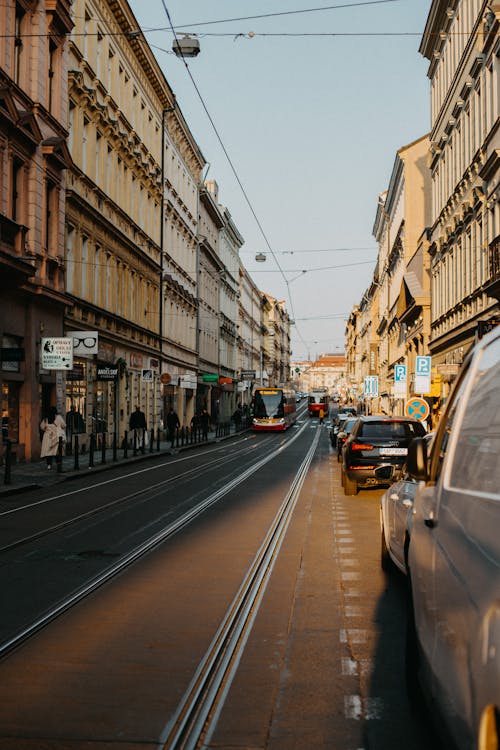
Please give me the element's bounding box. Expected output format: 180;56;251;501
0;425;244;499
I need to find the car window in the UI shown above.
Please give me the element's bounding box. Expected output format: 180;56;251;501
430;358;471;483
448;337;500;496
360;421;424;439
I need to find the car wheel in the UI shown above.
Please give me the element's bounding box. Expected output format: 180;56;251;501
344;474;358;495
337;449;342;463
479;704;500;750
381;526;391;572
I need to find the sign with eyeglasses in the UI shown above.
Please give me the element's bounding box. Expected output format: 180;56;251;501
41;338;74;370
72;331;99;356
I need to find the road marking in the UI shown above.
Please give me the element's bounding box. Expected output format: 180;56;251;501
344;696;384;720
340;628;369;643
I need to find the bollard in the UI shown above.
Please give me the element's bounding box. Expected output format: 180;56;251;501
57;436;63;473
3;440;12;485
113;432;117;461
133;429;138;456
123;430;128;458
101;432;106;464
149;428;154;453
141;428;145;455
74;434;80;470
89;433;95;468
156;428;160;452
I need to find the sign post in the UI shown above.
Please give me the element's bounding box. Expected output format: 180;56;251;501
414;356;432;394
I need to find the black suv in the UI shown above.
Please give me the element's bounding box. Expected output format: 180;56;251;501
342;416;426;495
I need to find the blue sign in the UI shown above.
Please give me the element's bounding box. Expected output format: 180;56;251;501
364;375;379;397
394;364;407;382
415;356;431;376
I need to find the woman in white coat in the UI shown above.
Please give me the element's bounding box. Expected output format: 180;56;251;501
40;407;66;469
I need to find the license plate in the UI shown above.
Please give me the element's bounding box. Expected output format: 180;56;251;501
380;447;407;456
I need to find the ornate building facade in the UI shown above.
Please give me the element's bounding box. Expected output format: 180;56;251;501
0;0;73;460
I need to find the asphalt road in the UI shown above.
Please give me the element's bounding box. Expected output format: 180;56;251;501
0;418;442;749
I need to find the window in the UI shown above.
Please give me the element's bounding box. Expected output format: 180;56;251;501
449;337;500;495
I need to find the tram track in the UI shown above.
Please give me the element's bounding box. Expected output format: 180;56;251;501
161;428;320;749
0;420;310;661
0;430;293;555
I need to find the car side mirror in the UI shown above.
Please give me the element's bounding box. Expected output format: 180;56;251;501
406;437;428;481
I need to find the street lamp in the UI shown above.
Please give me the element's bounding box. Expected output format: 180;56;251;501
172;35;201;58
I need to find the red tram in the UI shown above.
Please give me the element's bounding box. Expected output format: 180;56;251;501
252;388;297;431
308;388;329;417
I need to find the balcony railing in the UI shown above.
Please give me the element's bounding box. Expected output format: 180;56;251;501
0;213;28;254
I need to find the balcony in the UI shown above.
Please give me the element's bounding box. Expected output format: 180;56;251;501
485;235;500;301
0;214;34;288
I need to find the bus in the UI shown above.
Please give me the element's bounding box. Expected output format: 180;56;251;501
252;387;297;431
308;388;329;417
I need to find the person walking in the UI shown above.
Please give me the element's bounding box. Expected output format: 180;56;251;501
40;406;66;469
166;407;180;444
319;407;325;425
200;408;210;441
129;404;147;451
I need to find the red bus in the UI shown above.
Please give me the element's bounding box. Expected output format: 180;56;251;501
308;388;329;417
252;388;297;431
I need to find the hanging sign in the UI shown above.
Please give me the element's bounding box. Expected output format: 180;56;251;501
41;338;73;370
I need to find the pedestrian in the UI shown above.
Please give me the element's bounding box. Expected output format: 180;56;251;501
66;404;85;441
319;407;325;425
166;407;180;443
40;406;66;469
232;404;243;430
200;408;210;440
129;404;147;450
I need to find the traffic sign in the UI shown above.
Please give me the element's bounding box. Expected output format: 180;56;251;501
415;356;431;375
405;397;430;421
364;375;379;397
394;364;407;382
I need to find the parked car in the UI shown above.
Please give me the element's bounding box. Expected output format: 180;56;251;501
379;432;433;574
330;412;351;448
335;417;359;462
405;328;500;750
341;415;427;495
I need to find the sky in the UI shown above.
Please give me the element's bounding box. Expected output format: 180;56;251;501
128;0;433;361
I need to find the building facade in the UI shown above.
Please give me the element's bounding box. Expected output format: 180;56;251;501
0;0;73;460
420;0;500;401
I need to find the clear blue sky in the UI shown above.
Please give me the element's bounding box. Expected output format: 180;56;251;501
128;0;432;360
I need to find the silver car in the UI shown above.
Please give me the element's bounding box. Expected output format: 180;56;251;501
406;327;500;750
380;433;433;574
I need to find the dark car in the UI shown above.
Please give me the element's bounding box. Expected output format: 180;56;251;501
341;415;427;495
330;412;351;447
335;417;358;462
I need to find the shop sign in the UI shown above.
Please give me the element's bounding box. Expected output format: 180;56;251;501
240;370;256;380
72;331;98;356
160;372;171;384
179;371;197;390
142;369;154;382
41;337;73;370
149;358;160;369
202;373;219;383
219;377;232;385
97;365;118;381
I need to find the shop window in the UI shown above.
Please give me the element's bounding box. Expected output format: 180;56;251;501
1;334;23;373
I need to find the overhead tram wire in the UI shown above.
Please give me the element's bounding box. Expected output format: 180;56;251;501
156;0;402;31
158;1;308;352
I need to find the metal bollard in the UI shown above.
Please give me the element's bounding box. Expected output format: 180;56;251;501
101;432;106;464
149;428;154;453
123;430;128;458
133;429;138;456
89;433;95;468
3;440;12;485
57;437;63;473
156;428;160;452
141;428;145;455
113;432;117;461
74;434;80;470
